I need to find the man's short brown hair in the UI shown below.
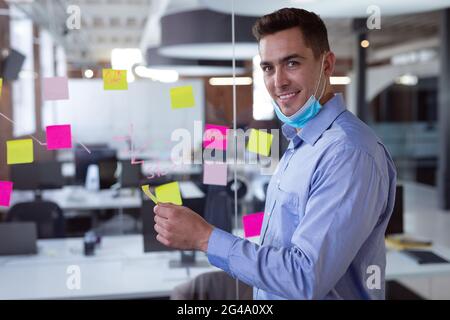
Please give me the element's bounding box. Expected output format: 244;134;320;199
252;8;330;59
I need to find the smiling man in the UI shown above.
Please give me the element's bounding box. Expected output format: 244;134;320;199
153;8;397;300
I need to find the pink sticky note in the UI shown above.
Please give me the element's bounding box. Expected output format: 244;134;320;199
203;124;228;150
203;162;227;186
43;77;69;101
242;212;264;238
46;124;72;150
0;181;13;207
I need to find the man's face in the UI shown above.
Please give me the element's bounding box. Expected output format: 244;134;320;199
259;27;323;116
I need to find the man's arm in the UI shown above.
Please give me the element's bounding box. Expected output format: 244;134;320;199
206;146;389;299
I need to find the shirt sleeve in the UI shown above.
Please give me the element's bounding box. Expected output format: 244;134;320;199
206;146;388;299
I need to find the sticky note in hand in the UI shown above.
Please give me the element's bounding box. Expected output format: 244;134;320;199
103;69;128;90
42;77;69;101
242;212;264;238
0;181;13;207
155;181;183;205
46;124;72;150
203;124;229;150
170;85;195;109
6;139;34;165
247;129;273;157
141;184;158;204
203;162;227;186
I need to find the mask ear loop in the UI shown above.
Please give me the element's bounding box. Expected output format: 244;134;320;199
313;53;327;101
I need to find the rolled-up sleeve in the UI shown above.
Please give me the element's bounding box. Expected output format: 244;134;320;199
207;146;387;299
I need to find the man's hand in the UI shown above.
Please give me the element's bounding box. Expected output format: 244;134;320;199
153;203;214;252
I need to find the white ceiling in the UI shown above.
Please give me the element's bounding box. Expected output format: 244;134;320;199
9;0;448;66
199;0;450;18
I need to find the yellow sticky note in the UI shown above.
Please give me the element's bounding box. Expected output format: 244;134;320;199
141;185;158;204
0;78;3;97
6;139;34;165
247;129;273;157
155;182;183;205
103;69;128;90
170;86;195;109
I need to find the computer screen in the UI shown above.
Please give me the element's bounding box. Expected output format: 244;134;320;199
10;162;63;190
74;145;117;189
120;160;142;188
1;48;26;81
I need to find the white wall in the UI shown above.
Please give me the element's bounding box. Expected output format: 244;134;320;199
50;79;204;160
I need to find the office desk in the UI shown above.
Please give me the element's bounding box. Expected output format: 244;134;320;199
3;232;446;299
1;181;205;213
0;234;217;299
386;246;450;280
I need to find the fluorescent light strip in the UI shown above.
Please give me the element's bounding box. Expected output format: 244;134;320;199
330;76;351;85
209;77;253;86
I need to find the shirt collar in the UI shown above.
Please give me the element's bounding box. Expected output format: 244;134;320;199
281;93;347;149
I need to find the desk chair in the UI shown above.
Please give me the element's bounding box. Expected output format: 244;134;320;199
7;201;65;239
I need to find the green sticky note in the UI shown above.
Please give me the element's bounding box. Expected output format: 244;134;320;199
103;69;128;90
6;139;34;165
0;78;3;97
247;129;273;157
170;86;195;109
141;184;158;204
155;182;183;205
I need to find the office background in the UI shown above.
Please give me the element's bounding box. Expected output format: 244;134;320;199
1;0;450;300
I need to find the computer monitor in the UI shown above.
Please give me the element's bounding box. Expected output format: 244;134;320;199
10;162;64;191
119;160;142;188
141;199;209;268
1;48;26;81
386;185;404;235
75;145;117;189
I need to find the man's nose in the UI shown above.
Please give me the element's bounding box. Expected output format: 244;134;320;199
274;68;289;89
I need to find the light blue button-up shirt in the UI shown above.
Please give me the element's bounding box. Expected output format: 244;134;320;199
207;93;397;300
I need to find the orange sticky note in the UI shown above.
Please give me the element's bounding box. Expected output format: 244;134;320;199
170;86;195;109
247;129;273;157
155;181;182;205
6;139;34;165
141;184;158;204
103;69;128;90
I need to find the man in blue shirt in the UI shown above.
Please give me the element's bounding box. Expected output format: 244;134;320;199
153;8;397;299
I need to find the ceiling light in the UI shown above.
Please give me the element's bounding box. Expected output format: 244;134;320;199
209;77;253;86
84;69;94;79
134;65;179;83
360;40;370;48
395;74;418;86
111;48;143;83
330;76;351;85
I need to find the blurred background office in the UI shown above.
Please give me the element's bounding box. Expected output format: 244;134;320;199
0;0;450;300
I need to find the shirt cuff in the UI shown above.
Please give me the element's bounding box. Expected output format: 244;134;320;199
206;227;238;275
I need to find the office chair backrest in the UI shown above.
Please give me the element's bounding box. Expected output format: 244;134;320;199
7;201;65;239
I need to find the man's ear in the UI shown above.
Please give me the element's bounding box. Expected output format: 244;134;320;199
324;51;336;77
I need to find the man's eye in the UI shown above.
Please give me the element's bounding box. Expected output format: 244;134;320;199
287;61;299;67
262;66;272;72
